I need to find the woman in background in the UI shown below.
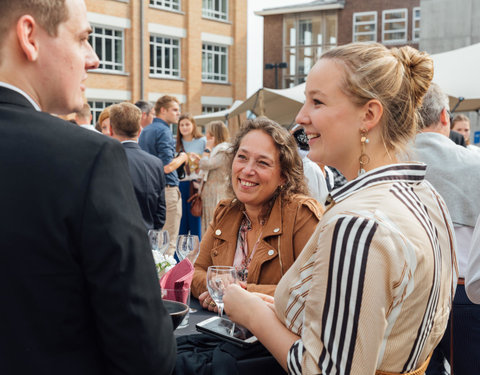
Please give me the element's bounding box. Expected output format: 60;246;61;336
198;121;231;235
176;114;206;238
451;114;479;151
95;105;112;135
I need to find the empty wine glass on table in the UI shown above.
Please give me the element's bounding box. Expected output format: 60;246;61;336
175;234;200;263
148;229;169;255
176;234;200;313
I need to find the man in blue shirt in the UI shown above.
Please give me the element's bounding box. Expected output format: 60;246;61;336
139;95;188;255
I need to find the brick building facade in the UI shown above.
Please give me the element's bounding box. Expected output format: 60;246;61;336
258;0;420;89
83;0;247;125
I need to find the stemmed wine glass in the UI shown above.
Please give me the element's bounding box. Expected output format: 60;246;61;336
207;266;238;326
175;234;200;263
148;229;170;255
176;234;200;312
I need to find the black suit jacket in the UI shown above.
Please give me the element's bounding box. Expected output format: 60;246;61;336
0;87;175;375
449;129;467;147
122;142;166;230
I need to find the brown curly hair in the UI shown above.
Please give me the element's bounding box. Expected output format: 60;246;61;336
226;117;308;218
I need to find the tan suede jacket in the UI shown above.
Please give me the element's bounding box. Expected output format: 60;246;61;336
192;194;324;297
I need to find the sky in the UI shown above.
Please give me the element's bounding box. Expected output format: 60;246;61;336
247;0;307;95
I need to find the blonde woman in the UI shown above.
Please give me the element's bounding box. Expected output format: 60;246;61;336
223;43;456;375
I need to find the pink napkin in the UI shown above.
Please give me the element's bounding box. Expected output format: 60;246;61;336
160;258;194;304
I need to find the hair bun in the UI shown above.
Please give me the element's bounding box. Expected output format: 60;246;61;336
391;46;434;107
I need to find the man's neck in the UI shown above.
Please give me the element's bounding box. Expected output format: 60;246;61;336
420;123;449;138
114;135;137;143
157;116;169;124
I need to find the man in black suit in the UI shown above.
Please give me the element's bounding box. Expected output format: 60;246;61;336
110;102;167;230
0;1;175;374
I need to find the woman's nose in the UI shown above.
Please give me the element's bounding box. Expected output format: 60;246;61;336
295;103;310;125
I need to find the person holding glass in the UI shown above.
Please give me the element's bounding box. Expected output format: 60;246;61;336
176;113;206;239
198;120;232;235
222;43;457;374
191;118;324;309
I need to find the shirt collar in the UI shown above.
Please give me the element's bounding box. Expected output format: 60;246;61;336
327;163;427;204
153;117;170;127
0;81;41;111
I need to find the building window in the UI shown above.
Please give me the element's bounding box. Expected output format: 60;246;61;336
149;35;181;78
202;105;228;114
382;9;407;44
88;100;119;126
353;11;377;42
89;26;124;72
283;12;337;88
202;43;228;83
149;0;180;11
413;7;421;41
202;0;228;21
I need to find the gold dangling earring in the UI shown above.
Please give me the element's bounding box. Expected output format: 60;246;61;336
358;128;370;176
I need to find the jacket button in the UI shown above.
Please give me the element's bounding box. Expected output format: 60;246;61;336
273;228;280;233
215;229;222;235
268;249;275;256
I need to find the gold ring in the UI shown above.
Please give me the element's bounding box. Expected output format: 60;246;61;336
209;301;216;307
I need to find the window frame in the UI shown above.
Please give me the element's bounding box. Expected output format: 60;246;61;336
283;12;338;88
382;8;408;45
202;43;228;83
149;0;181;12
89;25;125;73
202;104;228;114
412;7;421;42
149;34;181;79
202;0;228;22
88;100;120;127
352;11;377;43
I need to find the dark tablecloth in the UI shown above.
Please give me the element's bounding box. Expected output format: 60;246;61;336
174;297;286;374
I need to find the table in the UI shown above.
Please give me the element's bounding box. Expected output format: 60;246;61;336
174;297;286;374
174;297;213;336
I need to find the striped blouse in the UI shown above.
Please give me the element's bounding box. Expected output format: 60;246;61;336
274;163;457;375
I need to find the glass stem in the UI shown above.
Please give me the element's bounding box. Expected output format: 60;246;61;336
218;304;224;318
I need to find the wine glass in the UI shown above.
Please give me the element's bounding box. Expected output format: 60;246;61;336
175;234;200;263
148;229;169;255
206;266;237;319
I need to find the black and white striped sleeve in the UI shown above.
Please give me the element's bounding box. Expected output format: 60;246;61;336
287;339;305;375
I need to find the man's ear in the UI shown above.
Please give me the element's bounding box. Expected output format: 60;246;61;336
361;99;383;131
440;108;450;127
16;15;40;62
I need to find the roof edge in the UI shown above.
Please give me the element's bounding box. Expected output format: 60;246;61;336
255;3;344;16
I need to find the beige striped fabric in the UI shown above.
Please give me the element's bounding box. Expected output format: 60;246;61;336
275;163;457;375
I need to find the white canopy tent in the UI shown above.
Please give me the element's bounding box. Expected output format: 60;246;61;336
194;100;243;126
431;42;480;112
229;83;306;127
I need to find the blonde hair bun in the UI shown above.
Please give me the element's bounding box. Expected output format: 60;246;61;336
391;46;434;107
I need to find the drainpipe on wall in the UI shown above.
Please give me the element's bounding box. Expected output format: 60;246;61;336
140;0;145;100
